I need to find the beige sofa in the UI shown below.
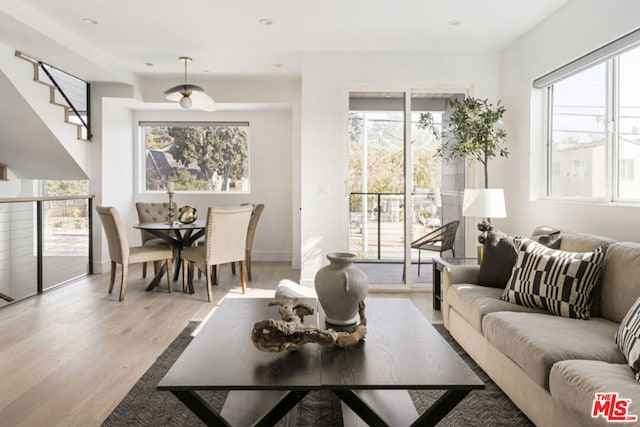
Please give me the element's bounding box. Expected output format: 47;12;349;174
442;227;640;427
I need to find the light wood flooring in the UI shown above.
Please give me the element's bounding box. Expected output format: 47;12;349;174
0;262;441;426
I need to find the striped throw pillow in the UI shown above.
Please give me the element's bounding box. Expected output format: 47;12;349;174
616;297;640;381
501;237;604;319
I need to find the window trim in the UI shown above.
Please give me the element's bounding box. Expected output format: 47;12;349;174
533;27;640;88
541;40;640;203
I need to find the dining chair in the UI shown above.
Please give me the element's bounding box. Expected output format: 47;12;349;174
181;206;253;301
96;206;173;301
135;202;176;278
231;203;264;281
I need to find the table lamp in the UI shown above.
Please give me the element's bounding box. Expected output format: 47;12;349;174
462;188;506;261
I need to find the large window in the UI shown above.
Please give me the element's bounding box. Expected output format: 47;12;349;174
542;43;640;201
140;121;250;192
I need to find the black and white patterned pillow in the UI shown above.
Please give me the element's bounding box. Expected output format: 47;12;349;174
501;237;604;319
616;297;640;382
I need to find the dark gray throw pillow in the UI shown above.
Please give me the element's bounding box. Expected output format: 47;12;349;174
477;229;517;288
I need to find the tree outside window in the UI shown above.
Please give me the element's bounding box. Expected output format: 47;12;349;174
142;122;250;192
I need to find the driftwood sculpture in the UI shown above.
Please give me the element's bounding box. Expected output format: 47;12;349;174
251;299;367;352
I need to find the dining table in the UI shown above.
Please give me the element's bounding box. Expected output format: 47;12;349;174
133;220;206;293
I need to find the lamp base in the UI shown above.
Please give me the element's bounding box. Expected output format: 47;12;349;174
477;245;484;264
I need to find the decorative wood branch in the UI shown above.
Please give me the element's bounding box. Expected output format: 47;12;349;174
251;299;367;352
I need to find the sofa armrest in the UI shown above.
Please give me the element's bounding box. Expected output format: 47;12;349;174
442;265;480;329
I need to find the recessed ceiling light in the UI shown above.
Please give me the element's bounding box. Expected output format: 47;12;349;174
83;18;98;25
258;18;273;26
448;19;461;26
144;62;154;67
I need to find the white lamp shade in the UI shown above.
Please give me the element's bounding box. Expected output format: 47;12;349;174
462;188;506;218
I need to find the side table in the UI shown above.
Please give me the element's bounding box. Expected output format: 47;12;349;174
432;257;478;310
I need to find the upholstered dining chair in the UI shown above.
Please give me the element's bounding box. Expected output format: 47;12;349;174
231;203;264;281
96;206;173;301
181;205;253;301
135;202;176;278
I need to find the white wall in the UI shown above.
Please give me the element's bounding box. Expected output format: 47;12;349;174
93;95;136;272
140;77;302;267
300;51;501;284
133;108;293;262
499;0;640;240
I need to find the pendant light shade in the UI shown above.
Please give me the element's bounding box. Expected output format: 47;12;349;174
164;57;216;112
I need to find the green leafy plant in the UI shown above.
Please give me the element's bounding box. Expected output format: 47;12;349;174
418;97;508;188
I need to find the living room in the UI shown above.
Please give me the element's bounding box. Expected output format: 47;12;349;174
1;0;640;425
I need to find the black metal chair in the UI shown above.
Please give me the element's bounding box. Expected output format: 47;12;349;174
411;220;460;276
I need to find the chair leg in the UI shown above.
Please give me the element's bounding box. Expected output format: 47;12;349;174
231;262;236;276
119;264;128;302
417;249;422;276
205;264;213;302
246;250;253;281
239;260;246;294
142;262;147;278
214;265;220;286
108;261;116;294
182;259;188;293
166;258;173;294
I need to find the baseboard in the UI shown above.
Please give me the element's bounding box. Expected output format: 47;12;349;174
251;251;292;262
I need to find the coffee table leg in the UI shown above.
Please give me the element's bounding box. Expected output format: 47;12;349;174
254;390;309;427
411;389;471;426
333;390;389;426
171;390;231;426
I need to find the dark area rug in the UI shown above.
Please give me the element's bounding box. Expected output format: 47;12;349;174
103;322;533;426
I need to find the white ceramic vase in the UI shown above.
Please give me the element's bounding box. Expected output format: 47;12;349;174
314;252;369;326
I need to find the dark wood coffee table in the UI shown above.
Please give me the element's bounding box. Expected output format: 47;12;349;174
158;298;483;426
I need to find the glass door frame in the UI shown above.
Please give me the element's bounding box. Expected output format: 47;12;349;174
345;85;470;290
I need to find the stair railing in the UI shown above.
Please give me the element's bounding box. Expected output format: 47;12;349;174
38;64;92;140
15;51;92;140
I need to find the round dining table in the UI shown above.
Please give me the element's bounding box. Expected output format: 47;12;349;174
134;220;206;293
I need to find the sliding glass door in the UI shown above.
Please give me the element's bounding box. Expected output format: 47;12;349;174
348;90;465;287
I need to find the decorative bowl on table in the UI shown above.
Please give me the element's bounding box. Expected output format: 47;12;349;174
177;206;198;224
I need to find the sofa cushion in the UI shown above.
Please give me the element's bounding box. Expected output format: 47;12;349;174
483;312;625;389
550;360;640;425
601;242;640;323
615;295;640;380
501;237;604;319
447;284;546;332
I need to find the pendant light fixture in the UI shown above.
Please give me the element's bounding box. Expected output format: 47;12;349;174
164;56;216;112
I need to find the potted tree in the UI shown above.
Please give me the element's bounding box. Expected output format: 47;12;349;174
419;97;509;251
418;96;508;188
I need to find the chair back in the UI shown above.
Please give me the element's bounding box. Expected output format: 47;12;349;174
96;206;129;263
135;202;176;244
441;220;460;252
204;206;253;265
246;203;264;251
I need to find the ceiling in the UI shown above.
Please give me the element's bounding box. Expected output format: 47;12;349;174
0;0;570;83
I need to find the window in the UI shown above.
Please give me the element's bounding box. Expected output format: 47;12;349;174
140;121;250;192
619;159;635;180
539;37;640;202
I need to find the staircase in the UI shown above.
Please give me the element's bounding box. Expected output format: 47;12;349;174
15;50;91;141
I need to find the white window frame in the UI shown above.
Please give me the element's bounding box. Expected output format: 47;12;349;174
536;28;640;203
